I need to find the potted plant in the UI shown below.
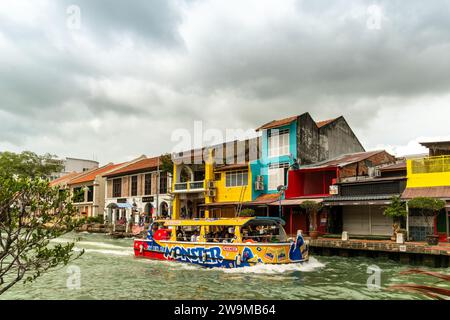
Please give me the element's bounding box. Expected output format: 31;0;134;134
408;197;446;246
300;201;322;239
383;196;407;241
238;208;255;217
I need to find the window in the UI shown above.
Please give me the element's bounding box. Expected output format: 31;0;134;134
113;178;121;198
87;185;94;202
268;128;290;157
130;176;138;196
73;187;84;203
144;174;152;195
268;162;289;190
225;170;248;187
159;172;168;194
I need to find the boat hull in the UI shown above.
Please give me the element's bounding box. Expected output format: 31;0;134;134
134;237;309;268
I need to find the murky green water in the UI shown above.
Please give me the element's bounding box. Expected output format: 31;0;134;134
1;233;449;300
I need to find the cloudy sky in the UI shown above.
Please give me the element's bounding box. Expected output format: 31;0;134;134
1;0;450;164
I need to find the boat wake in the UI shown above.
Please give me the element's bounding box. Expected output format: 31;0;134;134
221;257;325;274
169;257;325;274
73;247;134;257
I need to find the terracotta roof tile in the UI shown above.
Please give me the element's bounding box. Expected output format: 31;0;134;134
103;157;160;177
256;115;339;131
69;163;125;184
250;193;281;204
50;172;84;187
256;116;298;131
316;118;337;128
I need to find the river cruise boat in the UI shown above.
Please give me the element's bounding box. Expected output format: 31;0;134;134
134;217;309;268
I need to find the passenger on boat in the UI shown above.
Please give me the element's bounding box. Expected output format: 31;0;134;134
190;231;200;242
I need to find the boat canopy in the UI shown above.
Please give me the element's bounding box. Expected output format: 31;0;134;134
160;217;285;227
243;216;286;227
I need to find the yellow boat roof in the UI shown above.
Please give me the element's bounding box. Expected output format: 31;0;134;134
161;217;255;227
157;217;286;227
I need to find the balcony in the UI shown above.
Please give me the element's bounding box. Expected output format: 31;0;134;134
407;155;450;188
173;181;205;193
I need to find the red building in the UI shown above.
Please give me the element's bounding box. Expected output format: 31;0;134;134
282;150;396;236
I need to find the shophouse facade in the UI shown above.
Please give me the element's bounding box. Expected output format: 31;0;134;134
402;141;450;242
103;156;172;226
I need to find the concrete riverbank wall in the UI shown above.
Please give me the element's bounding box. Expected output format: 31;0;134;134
309;238;450;268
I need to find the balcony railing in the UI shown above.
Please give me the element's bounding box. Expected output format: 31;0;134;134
189;181;205;190
410;155;450;174
173;181;205;193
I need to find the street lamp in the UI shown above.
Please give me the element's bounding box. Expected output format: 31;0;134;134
277;185;287;218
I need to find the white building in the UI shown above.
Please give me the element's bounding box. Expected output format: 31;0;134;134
103;156;172;229
51;157;99;180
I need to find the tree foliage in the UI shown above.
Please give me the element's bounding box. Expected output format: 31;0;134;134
238;208;255;217
384;196;407;218
159;153;174;175
0;151;63;179
408;197;446;213
300;201;323;232
0;151;82;295
408;197;446;235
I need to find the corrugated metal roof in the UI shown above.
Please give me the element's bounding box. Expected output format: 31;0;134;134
300;150;387;170
378;162;406;172
325;194;398;202
402;187;450;200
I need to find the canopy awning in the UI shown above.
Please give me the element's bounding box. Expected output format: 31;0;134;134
107;203;133;209
268;198;323;206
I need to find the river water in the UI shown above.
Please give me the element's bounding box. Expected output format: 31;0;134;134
1;233;449;300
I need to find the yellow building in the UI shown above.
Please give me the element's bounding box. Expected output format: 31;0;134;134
403;141;450;242
406;155;450;189
171;139;259;220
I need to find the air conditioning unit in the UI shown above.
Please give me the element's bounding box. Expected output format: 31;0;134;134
206;189;216;197
206;180;215;189
255;181;265;191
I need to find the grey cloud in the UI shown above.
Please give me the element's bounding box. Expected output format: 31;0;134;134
0;0;450;163
58;0;183;47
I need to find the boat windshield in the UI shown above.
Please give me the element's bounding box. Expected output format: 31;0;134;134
241;221;288;243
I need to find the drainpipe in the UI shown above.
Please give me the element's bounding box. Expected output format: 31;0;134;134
406;202;410;241
156;159;160;220
446;206;449;243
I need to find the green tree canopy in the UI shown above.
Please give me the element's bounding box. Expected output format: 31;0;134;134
0;151;82;295
384;196;407;218
238;208;255;217
408;197;446;213
0;175;83;295
0;151;63;179
159;153;174;175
